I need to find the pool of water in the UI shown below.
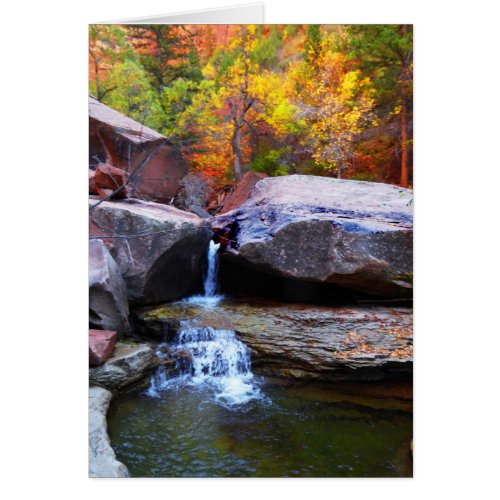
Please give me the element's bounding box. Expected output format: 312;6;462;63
107;381;412;477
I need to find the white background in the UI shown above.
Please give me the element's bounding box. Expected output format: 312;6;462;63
1;0;499;498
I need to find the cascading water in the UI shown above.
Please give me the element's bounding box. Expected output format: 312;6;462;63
147;240;262;406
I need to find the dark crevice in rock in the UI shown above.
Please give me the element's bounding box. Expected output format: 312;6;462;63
142;235;207;305
218;255;385;305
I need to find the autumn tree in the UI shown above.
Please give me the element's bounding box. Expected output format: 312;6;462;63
178;25;302;183
289;30;377;178
127;25;202;92
346;25;413;186
88;24;413;187
89;25;130;102
101;59;163;131
303;25;322;72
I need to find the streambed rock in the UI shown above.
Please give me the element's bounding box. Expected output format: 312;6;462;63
89;198;212;304
213;175;413;298
134;300;413;382
89;342;154;390
89;386;129;477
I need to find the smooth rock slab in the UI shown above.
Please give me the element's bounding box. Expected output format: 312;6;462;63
213;175;413;297
89;239;131;334
89;198;212;304
89;342;154;390
134;300;413;382
89;386;129;477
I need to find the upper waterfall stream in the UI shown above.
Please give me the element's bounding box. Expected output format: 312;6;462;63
147;241;262;406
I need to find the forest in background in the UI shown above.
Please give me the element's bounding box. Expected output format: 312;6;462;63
89;24;413;188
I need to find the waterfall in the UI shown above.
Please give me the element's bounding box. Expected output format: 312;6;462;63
148;322;261;405
183;240;223;307
147;240;262;405
204;240;220;297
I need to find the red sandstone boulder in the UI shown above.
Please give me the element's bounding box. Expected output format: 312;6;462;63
89;170;98;195
89;96;188;203
94;163;129;199
89;329;118;366
220;172;267;213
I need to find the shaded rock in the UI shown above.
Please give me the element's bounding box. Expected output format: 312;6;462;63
89;198;212;304
94;162;129;199
189;205;210;218
89;96;187;203
89;342;154;390
89;239;131;334
220;171;267;213
89;386;129;477
173;173;213;211
89;329;118;366
89;169;98;195
134;299;413;382
213;175;413;297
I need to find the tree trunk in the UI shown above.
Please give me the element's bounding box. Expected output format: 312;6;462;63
232;125;243;181
91;54;102;102
400;85;408;187
400;25;409;188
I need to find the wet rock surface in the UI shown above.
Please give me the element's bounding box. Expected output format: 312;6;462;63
133;299;413;382
89;342;154;390
213;175;413;298
88;386;129;477
89;198;212;304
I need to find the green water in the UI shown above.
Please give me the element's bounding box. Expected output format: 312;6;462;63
107;381;412;477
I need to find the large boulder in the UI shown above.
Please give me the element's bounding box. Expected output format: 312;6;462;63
89;198;212;304
134;300;413;382
89;96;187;203
213;175;413;297
89;342;154;390
89;386;129;477
89;239;131;334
